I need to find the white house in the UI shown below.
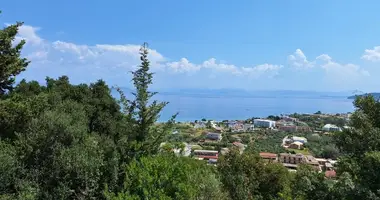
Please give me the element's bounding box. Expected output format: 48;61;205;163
194;122;206;129
291;136;308;144
322;124;342;132
243;124;255;131
253;119;276;128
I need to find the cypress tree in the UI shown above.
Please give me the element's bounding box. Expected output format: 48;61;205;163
0;11;30;96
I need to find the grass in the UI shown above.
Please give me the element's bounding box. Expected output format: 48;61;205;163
292;148;311;155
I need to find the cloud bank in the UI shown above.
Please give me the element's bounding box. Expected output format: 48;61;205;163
12;24;374;91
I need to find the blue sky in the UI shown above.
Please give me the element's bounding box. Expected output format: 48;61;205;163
2;0;380;92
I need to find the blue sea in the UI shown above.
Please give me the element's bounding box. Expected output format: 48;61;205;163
114;89;355;122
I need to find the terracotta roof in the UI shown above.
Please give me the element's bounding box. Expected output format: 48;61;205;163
260;152;277;158
325;170;336;178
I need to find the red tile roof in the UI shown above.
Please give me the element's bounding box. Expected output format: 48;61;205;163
325;170;336;178
260;152;277;159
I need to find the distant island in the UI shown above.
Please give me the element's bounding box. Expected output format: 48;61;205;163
348;93;380;99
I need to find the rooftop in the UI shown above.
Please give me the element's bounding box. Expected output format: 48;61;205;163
325;170;337;178
254;119;275;122
323;124;339;128
260;152;277;158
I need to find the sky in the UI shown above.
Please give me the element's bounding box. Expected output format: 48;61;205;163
2;0;380;92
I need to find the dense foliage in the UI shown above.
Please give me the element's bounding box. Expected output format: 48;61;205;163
2;13;380;199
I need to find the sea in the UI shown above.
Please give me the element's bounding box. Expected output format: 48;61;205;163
114;89;355;122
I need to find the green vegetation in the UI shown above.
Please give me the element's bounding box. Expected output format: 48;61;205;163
248;131;287;154
290;113;347;129
348;93;380;99
247;130;339;159
2;12;380;199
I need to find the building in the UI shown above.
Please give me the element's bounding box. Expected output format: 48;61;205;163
214;127;223;133
280;153;305;164
194;122;206;129
296;126;312;132
254;119;276;128
291;136;308;144
243;124;255;132
288;141;304;150
279;125;297;132
260;152;278;162
233;142;246;153
280;153;321;171
281;116;298;122
206;132;222;141
322;124;342;132
193;150;218;160
305;155;321;171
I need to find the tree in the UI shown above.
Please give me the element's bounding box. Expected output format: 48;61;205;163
291;164;331;200
334;95;380;157
333;95;380;198
0;14;30;96
118;43;176;159
218;149;291;200
105;155;226;200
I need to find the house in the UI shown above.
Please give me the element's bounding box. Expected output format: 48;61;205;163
288;141;304;150
305;155;321;171
243;124;255;132
206;132;222;141
281;116;298;122
280;153;305;164
227;121;252;132
296;126;312;132
233;142;246;153
214;127;223;133
315;158;328;166
279;125;297;132
280;153;321;171
322;124;342;132
291;136;308;144
260;152;278;162
254;119;276;128
194;122;206;129
210;120;218;129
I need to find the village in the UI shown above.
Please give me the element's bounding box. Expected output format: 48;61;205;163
161;112;352;179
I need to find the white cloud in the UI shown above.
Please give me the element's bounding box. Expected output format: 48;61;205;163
19;24;283;86
165;58;282;77
27;51;48;60
288;49;369;86
201;58;241;74
52;41;98;60
288;49;315;68
242;64;283;78
317;54;369;84
13;24;43;45
316;54;332;62
362;46;380;62
166;58;201;73
15;23;373;90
